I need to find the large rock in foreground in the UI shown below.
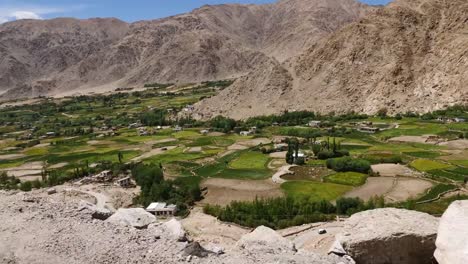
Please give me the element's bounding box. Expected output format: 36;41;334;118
106;208;156;229
236;225;296;254
434;201;468;264
334;208;438;264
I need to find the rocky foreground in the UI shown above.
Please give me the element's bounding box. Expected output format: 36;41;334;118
0;189;466;264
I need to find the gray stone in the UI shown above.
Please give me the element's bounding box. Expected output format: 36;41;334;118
106;208;156;229
334;208;438;264
434;200;468;264
236;225;296;254
161;218;187;242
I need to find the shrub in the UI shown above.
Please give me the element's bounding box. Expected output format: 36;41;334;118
19;181;33;192
317;150;349;160
326;157;371;174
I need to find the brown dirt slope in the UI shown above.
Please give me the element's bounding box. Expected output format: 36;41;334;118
195;0;468;119
0;0;371;100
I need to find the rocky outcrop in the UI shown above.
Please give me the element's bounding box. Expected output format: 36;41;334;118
160;218;187;242
332;208;439;264
434;201;468;264
237;225;296;254
106;208;156;229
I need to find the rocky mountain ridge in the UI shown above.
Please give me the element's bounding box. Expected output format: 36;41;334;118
0;0;371;100
194;0;468;119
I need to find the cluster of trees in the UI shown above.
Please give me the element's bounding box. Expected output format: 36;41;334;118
285;138;305;165
204;196;385;229
140;109;169;126
314;137;350;160
132;164;202;215
210;116;237;133
143;83;174;89
326;156;371;174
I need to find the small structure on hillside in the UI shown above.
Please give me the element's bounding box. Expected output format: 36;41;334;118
116;177;133;188
200;129;210;135
95;170;113;181
308;121;322;127
274;143;288;151
358;127;379;134
146;202;177;217
173;125;183;132
46;132;56;137
240;131;252;136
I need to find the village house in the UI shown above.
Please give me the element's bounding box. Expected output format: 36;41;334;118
95;170;112;181
308;121;322;127
46;132;56;137
200;129;210;135
358;126;380;134
173;125;183;132
116;177;132;188
146;202;177;217
240;131;252;136
454;117;466;123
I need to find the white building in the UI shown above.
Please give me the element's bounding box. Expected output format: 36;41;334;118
146;202;177;217
308;121;322;127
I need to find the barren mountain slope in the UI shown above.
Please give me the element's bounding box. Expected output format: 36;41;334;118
0;0;371;99
194;0;468;119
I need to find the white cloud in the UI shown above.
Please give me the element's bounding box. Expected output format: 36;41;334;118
11;11;42;20
0;4;86;24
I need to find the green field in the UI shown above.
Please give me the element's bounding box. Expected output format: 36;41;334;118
324;172;367;186
410;159;453;171
281;181;352;202
229;151;270;170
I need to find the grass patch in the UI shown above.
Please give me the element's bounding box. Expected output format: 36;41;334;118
307;159;327;166
194;151;272;180
428;169;466;182
404;151;441;159
324;172;367;186
410;159;453;172
417;184;457;202
415;195;468;215
281;181;352;202
449;160;468;167
229;151;270;170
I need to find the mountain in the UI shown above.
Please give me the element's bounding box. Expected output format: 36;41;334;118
194;0;468;119
0;0;371;99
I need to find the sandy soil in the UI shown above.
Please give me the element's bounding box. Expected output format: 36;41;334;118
386;178;433;202
201;178;283;206
371;164;422;177
87;140;114;145
144;138;177;146
272;165;296;184
268;159;286;169
182;207;250;250
388;136;435;144
207;132;225;136
1;161;43;178
227;143;249;150
269;151;287;158
0;153;26;160
287;222;345;254
344;177;395;201
438;139;468;150
439;150;468;161
187;147;202;153
344;177;433;202
131;146;177;162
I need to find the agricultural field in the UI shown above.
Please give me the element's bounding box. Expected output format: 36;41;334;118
0;87;467;219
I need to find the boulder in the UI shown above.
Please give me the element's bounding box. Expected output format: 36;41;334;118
183;242;211;258
91;208;113;220
161;218;187;242
47;188;57;195
236;225;296;254
434;201;468;264
106;208;156;229
333;208;438;264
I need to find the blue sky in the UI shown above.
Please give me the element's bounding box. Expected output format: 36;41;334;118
0;0;392;23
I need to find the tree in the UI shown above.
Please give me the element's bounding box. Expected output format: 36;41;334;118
118;152;124;164
377;108;388;118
